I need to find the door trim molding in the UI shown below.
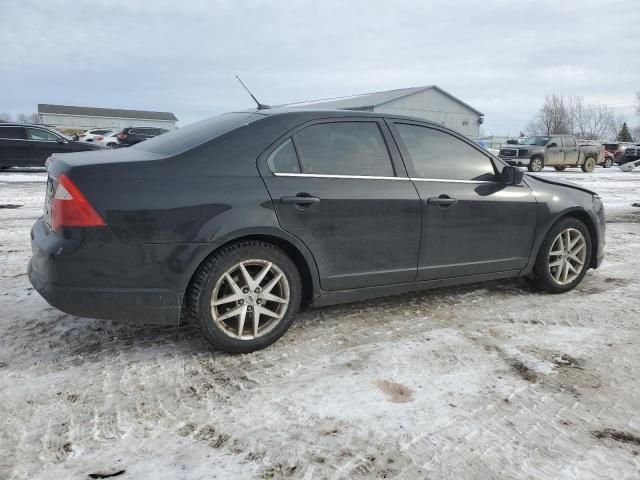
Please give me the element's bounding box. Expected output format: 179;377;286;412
272;172;499;184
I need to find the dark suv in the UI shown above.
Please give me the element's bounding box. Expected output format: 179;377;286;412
116;126;169;146
0;123;103;168
29;109;605;353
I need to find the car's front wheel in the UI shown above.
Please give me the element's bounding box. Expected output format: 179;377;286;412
602;157;613;168
188;241;302;353
528;156;544;172
532;218;592;293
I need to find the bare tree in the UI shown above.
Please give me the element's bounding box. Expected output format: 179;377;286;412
526;94;572;135
15;112;40;124
0;112;12;123
527;94;618;140
571;97;616;140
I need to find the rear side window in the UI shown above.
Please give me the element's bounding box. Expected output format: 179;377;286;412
0;126;26;139
267;138;300;173
564;136;576;147
395;124;495;181
293;122;394;177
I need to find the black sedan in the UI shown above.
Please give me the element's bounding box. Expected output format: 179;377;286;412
28;109;605;352
0;123;104;168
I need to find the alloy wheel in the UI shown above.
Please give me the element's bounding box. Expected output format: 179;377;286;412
548;228;587;285
530;158;542;172
210;259;290;340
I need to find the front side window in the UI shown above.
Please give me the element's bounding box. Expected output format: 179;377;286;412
25;128;59;141
267;138;300;173
395;124;496;181
293;122;394;177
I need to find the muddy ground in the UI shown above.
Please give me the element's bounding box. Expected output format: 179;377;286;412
1;168;639;479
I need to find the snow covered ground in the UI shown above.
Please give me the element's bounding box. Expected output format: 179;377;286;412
1;167;639;479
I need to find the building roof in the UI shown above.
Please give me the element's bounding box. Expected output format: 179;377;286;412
38;104;178;121
284;85;484;116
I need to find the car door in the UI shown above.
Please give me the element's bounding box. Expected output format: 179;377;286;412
546;136;564;165
259;118;421;291
24;127;68;166
563;136;579;165
388;120;537;281
0;126;28;167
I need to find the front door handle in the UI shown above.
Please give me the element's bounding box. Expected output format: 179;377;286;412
427;195;458;206
280;194;320;207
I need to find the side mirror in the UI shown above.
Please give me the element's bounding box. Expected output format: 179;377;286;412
548;142;557;148
502;165;524;186
57;138;66;144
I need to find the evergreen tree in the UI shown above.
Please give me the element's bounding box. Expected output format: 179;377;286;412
617;122;633;142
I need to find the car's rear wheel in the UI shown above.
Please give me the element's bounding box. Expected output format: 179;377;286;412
602;157;613;168
532;218;592;293
528;156;544;172
107;142;117;149
554;165;567;171
581;157;596;172
188;241;302;353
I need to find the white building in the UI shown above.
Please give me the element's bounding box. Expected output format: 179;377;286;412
37;104;178;131
286;85;484;138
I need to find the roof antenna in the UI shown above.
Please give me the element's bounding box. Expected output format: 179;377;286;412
235;75;271;110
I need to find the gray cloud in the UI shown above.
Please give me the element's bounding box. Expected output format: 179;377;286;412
1;0;638;134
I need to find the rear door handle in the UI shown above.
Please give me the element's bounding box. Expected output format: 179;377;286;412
427;195;458;206
280;195;321;206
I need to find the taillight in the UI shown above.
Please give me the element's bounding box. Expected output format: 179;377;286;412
117;133;127;140
51;174;106;232
95;136;104;141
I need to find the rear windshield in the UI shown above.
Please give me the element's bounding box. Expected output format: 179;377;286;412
133;112;265;155
603;144;618;151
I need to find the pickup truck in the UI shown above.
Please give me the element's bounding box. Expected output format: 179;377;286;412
498;135;603;172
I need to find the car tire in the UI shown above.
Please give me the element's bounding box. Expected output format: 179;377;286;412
107;143;117;149
188;241;302;353
602;158;613;168
531;217;592;294
554;166;567;171
528;156;544;172
581;157;596;172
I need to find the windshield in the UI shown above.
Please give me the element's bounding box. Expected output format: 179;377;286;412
134;112;265;155
521;136;549;146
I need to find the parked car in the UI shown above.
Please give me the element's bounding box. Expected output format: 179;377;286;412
116;127;169;146
0;123;104;168
78;128;117;142
475;140;500;156
621;144;640;164
601;149;615;168
92;131;120;149
499;135;603;172
602;142;634;164
29;109;605;353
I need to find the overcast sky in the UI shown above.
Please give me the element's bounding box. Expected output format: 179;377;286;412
1;0;638;135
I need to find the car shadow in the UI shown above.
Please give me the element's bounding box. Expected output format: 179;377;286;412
19;277;539;363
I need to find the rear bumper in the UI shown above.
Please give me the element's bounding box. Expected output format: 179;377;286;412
28;218;211;325
28;263;181;324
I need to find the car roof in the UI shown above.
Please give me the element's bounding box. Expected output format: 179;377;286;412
0;123;53;129
232;107;449;128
